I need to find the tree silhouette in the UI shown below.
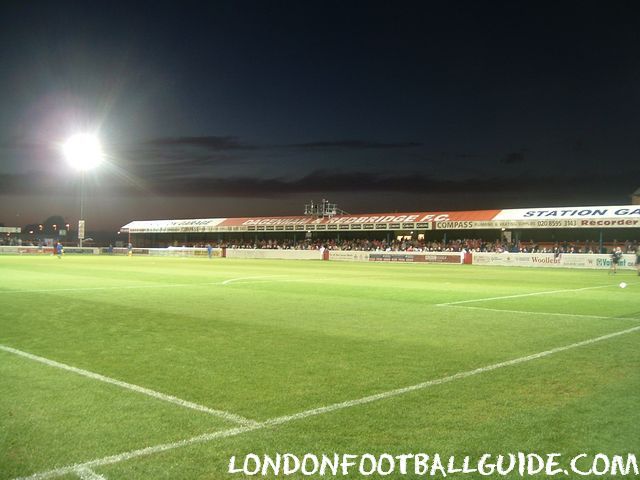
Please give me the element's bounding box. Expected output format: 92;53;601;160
43;215;66;234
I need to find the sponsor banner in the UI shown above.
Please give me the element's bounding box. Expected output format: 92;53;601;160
121;218;227;233
129;248;212;256
120;205;640;233
149;248;222;257
0;246;100;255
225;249;323;260
472;252;637;269
107;247;223;257
369;252;462;263
436;217;640;230
494;205;640;221
423;253;463;263
0;246;26;254
0;226;20;233
573;218;640;228
111;247;144;255
435;221;479;230
370;253;417;262
328;250;371;262
219;210;498;228
63;247;100;255
328;250;462;263
435;219;586;229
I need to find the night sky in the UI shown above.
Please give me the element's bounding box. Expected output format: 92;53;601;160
1;1;639;233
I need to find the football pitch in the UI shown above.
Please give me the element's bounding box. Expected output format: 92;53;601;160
1;255;638;479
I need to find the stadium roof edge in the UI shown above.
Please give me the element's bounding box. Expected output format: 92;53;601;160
120;205;640;234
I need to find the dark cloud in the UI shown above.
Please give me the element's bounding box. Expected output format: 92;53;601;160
4;169;638;201
144;137;422;151
130;150;247;170
501;151;527;165
116;141;257;179
149;170;640;201
120;137;428;177
145;136;255;150
287;140;423;150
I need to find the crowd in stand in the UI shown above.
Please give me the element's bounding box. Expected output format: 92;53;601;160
5;233;637;254
196;238;639;254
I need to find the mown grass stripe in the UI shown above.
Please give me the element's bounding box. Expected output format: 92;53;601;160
0;275;287;295
13;324;640;480
0;345;257;427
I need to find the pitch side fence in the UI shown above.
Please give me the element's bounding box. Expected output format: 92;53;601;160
0;246;635;270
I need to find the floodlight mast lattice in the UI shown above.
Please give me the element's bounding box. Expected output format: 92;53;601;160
62;134;104;247
304;199;348;217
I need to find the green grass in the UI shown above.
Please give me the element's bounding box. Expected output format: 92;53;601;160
0;255;638;479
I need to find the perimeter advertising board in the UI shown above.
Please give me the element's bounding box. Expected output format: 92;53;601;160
327;251;371;262
472;252;637;269
330;251;463;263
369;253;462;263
225;249;323;260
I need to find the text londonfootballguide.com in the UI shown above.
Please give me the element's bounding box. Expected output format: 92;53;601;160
228;452;638;477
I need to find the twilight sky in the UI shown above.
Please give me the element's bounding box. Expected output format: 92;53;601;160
1;1;639;232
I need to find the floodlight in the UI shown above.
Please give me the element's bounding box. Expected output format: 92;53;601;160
63;134;103;171
62;133;104;247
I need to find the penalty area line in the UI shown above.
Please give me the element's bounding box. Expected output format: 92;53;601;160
0;345;257;427
13;324;640;480
436;283;616;306
440;305;640;322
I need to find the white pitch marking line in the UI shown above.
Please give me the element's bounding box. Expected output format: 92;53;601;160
220;275;285;285
75;467;107;480
0;345;257;427
222;279;305;287
441;304;640;322
0;284;190;294
13;324;640;480
0;276;288;294
436;283;617;306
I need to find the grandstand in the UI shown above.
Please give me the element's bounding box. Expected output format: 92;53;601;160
121;204;640;252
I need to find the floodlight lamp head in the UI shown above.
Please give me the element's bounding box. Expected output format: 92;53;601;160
63;134;103;171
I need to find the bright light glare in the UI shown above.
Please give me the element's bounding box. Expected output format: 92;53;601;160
63;134;104;171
